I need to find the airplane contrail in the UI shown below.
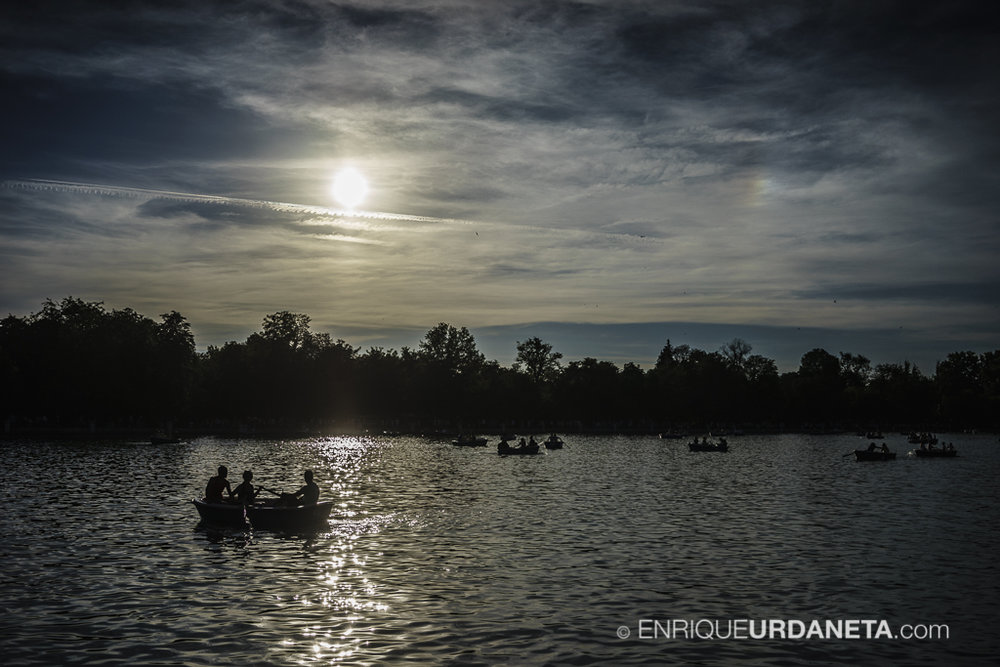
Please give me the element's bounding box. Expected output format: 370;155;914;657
2;178;468;226
3;177;665;247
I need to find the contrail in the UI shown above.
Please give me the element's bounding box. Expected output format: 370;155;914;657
3;177;665;246
2;178;468;226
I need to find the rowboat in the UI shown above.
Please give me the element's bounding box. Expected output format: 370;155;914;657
913;448;958;458
192;499;334;531
498;441;541;455
689;439;728;452
854;449;896;461
544;435;564;449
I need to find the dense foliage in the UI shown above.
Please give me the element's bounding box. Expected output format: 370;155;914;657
2;298;998;434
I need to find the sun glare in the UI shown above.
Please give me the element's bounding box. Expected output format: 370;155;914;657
331;167;369;209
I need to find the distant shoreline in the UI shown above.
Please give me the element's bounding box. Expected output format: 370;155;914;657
3;424;990;441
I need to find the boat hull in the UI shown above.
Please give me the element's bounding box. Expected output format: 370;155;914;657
498;443;541;455
689;443;728;452
192;499;334;531
914;449;958;458
854;450;896;461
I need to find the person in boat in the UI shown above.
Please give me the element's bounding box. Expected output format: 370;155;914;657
518;437;527;448
867;442;878;452
528;435;537;448
205;465;233;503
879;443;890;453
232;470;258;505
286;469;319;506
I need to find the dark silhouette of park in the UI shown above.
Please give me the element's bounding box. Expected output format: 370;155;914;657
2;297;997;437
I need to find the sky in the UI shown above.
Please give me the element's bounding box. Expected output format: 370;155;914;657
2;0;998;373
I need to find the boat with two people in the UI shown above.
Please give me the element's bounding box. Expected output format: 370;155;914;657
498;436;541;456
543;434;564;449
914;441;958;458
688;436;728;452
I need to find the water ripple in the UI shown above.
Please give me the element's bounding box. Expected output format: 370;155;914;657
1;433;997;664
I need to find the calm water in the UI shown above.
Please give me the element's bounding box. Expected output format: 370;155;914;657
1;433;997;665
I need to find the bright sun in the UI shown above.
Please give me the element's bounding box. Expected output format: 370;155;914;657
331;167;369;209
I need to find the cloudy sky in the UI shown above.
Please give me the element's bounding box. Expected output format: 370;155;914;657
2;0;998;371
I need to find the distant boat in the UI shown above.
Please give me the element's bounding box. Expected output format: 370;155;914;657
854;449;896;461
150;435;181;445
913;448;958;458
543;434;564;449
498;440;541;456
688;437;728;452
908;433;938;445
452;435;488;447
192;499;334;532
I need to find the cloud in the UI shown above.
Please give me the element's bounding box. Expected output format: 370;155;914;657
1;1;998;370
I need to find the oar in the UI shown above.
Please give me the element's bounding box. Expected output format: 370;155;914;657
258;485;283;497
842;451;857;457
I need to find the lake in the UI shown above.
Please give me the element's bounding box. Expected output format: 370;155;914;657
1;433;997;665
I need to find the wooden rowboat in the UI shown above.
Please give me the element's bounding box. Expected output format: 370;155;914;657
914;448;958;458
689;440;728;452
544;435;564;449
498;441;541;455
854;449;896;461
192;499;334;531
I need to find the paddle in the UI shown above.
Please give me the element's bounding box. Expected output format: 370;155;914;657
257;485;283;497
842;451;857;457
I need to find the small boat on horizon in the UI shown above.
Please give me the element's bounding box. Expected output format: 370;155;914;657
544;434;564;449
498;439;541;455
688;437;728;452
913;447;958;458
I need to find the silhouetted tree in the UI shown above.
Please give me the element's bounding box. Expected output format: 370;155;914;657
721;338;752;374
839;352;873;423
556;357;620;425
786;348;844;426
6;296;1000;434
869;361;935;425
935;351;984;426
418;323;485;376
744;354;780;422
514;336;563;384
415;323;486;422
655;339;690;371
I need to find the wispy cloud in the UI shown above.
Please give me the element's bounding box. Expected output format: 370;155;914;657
2;1;998;369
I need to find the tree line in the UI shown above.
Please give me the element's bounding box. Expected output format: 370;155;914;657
2;297;998;434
